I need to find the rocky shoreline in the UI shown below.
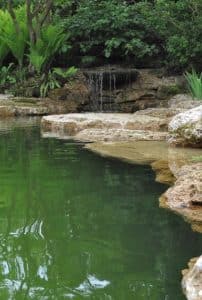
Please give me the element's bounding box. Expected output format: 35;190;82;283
40;97;202;300
0;70;201;300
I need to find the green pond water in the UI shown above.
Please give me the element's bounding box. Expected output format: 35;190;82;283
0;119;201;300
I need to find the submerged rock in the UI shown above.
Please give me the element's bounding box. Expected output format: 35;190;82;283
182;256;202;300
168;105;202;147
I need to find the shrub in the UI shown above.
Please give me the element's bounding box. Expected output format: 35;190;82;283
140;0;202;71
65;0;159;63
61;0;202;70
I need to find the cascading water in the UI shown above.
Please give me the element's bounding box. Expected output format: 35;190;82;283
83;66;138;112
86;70;105;111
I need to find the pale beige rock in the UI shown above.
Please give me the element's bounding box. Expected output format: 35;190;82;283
160;163;202;232
0;97;85;117
75;128;167;142
41;113;169;142
134;107;182;119
168;105;202;147
182;256;202;300
168;94;201;110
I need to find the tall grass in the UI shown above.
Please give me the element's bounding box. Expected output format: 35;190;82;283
185;69;202;100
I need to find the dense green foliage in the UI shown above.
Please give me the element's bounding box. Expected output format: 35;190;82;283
63;0;202;71
65;1;159;64
0;0;201;95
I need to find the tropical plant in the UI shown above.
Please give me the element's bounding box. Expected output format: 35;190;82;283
28;24;66;74
40;71;61;98
185;70;202;100
0;6;28;68
0;63;16;86
0;11;10;66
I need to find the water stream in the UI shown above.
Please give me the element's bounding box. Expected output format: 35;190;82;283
0;120;201;299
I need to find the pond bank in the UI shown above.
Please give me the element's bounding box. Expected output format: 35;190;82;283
40;103;202;300
0;96;81;117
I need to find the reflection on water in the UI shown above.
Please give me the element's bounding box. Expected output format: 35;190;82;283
0;120;201;299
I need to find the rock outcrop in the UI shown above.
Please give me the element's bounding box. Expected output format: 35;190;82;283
83;68;184;112
160;163;202;232
168;94;201;110
168;105;202;147
0;97;87;117
182;256;202;300
41;113;168;142
48;72;90;109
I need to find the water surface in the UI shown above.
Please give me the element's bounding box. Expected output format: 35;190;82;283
0;120;201;300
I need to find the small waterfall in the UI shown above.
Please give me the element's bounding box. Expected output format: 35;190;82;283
99;71;103;111
86;71;104;111
83;66;138;112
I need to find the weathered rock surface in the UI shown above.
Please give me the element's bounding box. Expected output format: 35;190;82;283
48;72;90;108
41;113;169;142
182;256;202;300
83;68;184;112
151;160;176;185
160;163;202;232
168;94;201;110
0;97;85;117
168;105;202;147
134;107;181;119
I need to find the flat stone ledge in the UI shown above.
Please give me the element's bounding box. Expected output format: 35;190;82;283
41;113;168;142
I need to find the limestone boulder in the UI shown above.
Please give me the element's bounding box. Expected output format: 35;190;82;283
160;163;202;232
168;105;202;147
182;256;202;300
41;113;168;142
